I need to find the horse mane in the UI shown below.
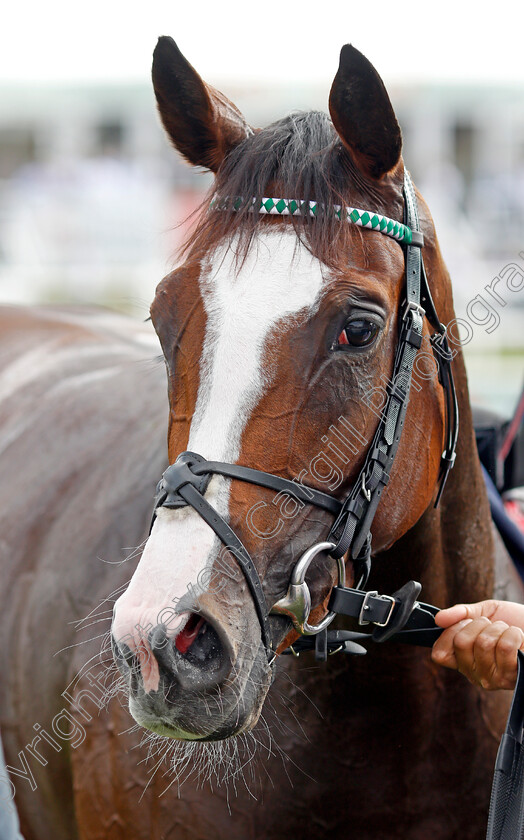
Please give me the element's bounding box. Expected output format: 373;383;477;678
183;110;401;268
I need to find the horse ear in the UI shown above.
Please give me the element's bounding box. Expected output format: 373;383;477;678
329;44;402;180
152;36;253;172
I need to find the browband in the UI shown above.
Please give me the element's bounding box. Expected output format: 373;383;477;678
211;195;419;245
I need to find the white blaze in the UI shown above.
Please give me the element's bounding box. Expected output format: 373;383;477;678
112;230;326;658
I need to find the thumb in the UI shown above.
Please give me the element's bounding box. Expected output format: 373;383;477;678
435;603;483;628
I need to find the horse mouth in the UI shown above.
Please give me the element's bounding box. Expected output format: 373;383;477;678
125;667;271;742
111;611;272;741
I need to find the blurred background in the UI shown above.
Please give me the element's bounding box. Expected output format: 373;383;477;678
1;0;523;419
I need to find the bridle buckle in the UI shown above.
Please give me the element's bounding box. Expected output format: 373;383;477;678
403;299;426;322
358;591;396;627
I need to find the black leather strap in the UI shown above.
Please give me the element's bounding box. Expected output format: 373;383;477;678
432;330;460;506
328;586;396;626
154;456;343;522
327;171;425;562
158;471;275;659
327;579;442;646
191;461;342;515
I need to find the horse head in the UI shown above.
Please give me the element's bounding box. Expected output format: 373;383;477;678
111;37;451;741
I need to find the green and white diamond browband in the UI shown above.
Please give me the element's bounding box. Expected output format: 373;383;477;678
212;196;414;244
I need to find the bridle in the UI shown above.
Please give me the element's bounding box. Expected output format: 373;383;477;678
151;171;459;664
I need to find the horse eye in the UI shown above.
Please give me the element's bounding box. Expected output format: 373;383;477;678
337;319;379;348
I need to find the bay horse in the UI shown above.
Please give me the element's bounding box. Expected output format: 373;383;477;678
0;39;522;840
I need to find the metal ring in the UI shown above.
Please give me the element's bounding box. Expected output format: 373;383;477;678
361;473;371;502
271;541;345;636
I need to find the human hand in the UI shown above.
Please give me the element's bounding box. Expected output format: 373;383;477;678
431;600;524;690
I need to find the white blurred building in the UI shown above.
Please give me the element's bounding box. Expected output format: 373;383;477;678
0;78;523;349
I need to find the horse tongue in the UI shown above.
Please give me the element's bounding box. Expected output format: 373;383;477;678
175;614;206;654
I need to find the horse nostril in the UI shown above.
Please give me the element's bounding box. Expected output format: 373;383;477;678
175;613;223;667
175;613;206;654
147;614;227;682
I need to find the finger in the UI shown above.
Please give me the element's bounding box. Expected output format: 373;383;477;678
492;626;524;690
432;618;474;669
450;617;493;682
472;621;510;688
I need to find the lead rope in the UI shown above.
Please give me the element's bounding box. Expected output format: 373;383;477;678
487;650;524;840
286;591;524;840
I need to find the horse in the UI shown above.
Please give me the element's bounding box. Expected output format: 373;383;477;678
1;38;522;840
0;304;170;839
